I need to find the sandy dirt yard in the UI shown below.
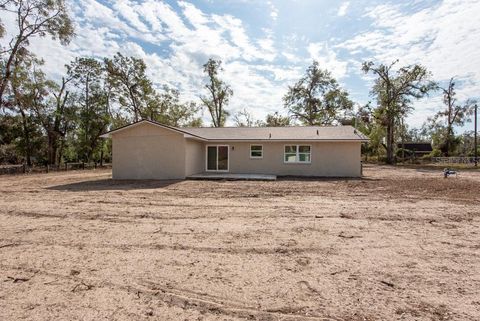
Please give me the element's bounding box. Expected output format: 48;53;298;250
0;165;479;321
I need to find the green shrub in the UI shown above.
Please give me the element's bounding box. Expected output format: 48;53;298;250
421;154;432;161
429;149;442;157
0;144;20;164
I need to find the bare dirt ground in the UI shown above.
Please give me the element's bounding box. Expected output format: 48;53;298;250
0;165;479;321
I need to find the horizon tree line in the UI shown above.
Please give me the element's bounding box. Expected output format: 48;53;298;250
1;0;478;165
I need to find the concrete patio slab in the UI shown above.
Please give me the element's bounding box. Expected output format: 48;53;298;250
187;173;277;181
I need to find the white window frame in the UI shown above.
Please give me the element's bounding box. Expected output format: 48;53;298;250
205;145;230;172
250;144;263;159
283;144;312;164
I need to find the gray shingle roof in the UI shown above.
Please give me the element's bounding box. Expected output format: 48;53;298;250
102;120;369;142
181;125;368;141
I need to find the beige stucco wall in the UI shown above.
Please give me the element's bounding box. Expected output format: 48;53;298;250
112;122;186;179
111;122;362;178
185;139;204;176
203;141;362;177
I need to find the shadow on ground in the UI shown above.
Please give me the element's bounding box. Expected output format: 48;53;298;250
46;179;181;191
276;176;380;182
48;176;381;192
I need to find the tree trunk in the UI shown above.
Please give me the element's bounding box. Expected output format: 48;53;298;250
386;117;395;164
47;134;53;165
19;109;32;166
128;86;139;121
445;126;452;157
445;82;453;157
58;139;65;165
47;132;59;165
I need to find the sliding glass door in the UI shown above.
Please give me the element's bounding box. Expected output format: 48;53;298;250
206;145;229;171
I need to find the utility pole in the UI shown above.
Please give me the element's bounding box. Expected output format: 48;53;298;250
475;104;478;167
401;118;405;163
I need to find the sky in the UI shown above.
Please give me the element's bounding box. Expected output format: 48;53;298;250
3;0;480;129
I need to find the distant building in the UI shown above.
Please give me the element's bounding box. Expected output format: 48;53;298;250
397;142;433;157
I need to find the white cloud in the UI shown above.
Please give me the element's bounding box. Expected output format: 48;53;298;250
1;0;290;125
267;1;279;21
113;0;150;33
337;2;350;17
307;42;349;80
254;65;303;83
337;0;480;129
340;1;480;85
9;0;477;129
222;61;288;120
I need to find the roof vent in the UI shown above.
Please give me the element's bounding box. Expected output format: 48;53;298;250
316;129;319;135
269;133;272;139
354;129;357;134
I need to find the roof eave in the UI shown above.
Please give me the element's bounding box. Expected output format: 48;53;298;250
205;138;369;142
100;120;370;143
100;119;207;140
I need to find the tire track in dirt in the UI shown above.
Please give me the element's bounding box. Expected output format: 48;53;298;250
3;208;476;226
0;264;344;321
0;209;333;223
0;239;332;256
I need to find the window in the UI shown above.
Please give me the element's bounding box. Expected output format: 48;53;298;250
250;145;263;158
284;145;297;163
284;145;311;163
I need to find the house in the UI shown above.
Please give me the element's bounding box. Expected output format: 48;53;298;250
101;119;368;179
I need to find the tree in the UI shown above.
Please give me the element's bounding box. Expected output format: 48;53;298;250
362;60;436;164
27;69;76;165
0;0;74;106
458;131;479;157
200;58;233;127
9;49;51;165
350;103;385;161
264;112;291;127
0;114;24;163
233;108;262;127
0;12;5;38
153;86;202;127
10;51;77;165
284;61;353;126
104;52;157;121
0;114;17;147
9;49;37;165
430;78;476;156
67;57;110;162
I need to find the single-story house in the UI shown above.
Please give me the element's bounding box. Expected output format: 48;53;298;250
101;120;368;179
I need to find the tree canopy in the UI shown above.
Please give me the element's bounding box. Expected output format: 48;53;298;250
0;0;74;105
104;53;158;122
264;112;291;127
284;61;353;126
362;60;436;164
427;78;476;156
200;58;233;127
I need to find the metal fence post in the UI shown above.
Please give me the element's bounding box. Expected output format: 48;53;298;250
475;104;477;167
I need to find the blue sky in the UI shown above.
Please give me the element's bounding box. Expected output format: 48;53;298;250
3;0;480;129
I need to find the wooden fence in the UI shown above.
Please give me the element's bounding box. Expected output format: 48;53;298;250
0;163;112;176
